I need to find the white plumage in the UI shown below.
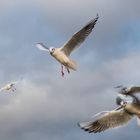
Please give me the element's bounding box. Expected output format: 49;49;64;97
78;94;140;133
36;14;99;76
0;81;20;92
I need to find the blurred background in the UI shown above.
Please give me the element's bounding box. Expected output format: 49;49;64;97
0;0;140;139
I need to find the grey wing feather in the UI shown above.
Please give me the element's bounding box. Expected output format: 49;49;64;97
78;108;133;133
128;86;140;95
61;14;99;56
117;86;140;95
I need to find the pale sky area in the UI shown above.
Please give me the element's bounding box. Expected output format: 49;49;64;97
0;0;140;140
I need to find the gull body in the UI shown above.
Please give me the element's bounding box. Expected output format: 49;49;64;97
50;48;76;71
78;94;140;133
36;14;99;76
125;101;140;116
0;81;19;92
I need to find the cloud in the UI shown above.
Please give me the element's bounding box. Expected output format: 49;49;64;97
0;0;140;140
0;49;140;139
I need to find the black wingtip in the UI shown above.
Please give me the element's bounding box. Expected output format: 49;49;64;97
96;13;99;19
93;14;99;24
77;123;86;130
36;42;43;45
114;85;122;88
77;122;81;127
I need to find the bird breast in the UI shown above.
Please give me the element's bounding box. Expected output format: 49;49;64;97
51;49;70;64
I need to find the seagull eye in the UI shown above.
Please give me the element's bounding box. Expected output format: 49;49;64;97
51;48;55;53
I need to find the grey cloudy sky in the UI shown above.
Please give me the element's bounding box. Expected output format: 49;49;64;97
0;0;140;140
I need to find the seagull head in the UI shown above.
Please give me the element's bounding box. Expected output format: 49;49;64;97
116;95;123;105
9;83;14;87
116;96;127;107
116;94;133;106
36;43;56;55
49;47;55;54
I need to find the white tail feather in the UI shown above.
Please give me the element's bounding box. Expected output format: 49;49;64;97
67;60;77;70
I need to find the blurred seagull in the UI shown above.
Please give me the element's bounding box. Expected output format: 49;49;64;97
0;81;19;92
115;85;140;96
78;94;140;133
36;14;99;76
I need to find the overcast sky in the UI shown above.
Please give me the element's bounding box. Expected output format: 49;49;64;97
0;0;140;140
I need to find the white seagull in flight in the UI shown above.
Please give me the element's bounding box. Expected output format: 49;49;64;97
78;94;140;133
36;14;99;76
0;81;19;92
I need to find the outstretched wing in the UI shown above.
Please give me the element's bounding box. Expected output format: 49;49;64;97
11;81;20;85
36;43;49;52
115;86;140;95
78;108;133;133
61;14;99;56
0;87;5;92
127;86;140;95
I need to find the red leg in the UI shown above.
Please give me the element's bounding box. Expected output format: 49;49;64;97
61;65;64;77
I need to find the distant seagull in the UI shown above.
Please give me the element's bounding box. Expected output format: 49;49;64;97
78;94;140;133
36;14;99;76
115;85;140;96
0;81;19;92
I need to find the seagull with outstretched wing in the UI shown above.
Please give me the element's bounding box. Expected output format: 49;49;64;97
36;14;99;76
78;108;133;133
78;94;140;133
0;81;20;92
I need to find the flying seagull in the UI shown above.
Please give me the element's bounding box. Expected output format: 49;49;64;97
115;85;140;96
0;81;19;92
36;14;99;76
78;94;140;133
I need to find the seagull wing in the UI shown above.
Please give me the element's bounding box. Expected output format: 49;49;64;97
0;87;5;92
128;86;140;95
61;14;99;56
12;81;20;85
0;85;8;91
36;43;49;52
115;85;140;95
78;108;133;133
114;85;124;89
